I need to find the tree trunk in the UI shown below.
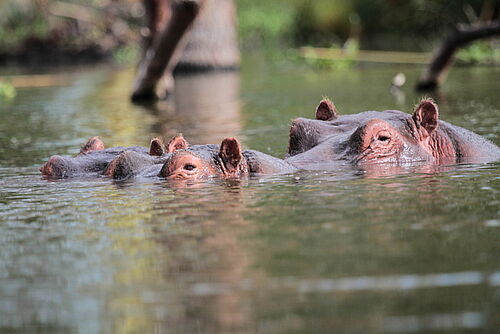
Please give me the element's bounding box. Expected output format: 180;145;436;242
132;0;239;101
175;0;240;72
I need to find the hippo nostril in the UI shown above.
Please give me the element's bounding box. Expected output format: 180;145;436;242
167;172;184;180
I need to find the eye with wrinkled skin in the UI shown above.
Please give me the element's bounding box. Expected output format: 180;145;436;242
375;130;391;143
183;164;196;171
350;119;407;165
357;120;396;150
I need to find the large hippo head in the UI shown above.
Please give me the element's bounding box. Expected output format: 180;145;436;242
286;99;500;168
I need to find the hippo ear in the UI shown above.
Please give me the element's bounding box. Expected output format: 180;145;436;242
79;136;105;155
219;138;243;173
315;98;338;121
413;99;439;134
149;137;165;156
167;134;189;153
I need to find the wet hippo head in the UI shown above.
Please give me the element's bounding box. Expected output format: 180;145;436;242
40;155;78;178
41;136;107;178
286;98;500;168
105;135;189;179
159;138;249;180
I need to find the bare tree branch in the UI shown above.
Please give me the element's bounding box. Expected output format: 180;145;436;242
416;20;500;91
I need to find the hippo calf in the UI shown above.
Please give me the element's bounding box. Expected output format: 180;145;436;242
286;99;500;168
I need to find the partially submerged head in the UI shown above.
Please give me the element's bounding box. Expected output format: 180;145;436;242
287;98;461;167
42;136;105;178
159;137;249;180
105;135;189;179
40;155;77;178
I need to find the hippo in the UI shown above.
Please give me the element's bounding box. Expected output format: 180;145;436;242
103;135;190;179
285;99;500;169
158;137;297;180
41;135;296;180
41;98;499;180
40;136;167;178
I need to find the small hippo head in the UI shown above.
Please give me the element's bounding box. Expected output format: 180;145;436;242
42;136;107;178
159;138;249;180
40;155;78;178
287;99;459;167
104;135;190;179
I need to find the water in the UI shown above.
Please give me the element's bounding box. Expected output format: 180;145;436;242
0;59;499;333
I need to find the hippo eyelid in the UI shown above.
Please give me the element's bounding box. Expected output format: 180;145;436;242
378;135;390;141
376;130;392;142
184;164;196;171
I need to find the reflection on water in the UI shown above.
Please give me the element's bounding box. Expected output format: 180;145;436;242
156;71;242;144
0;60;499;333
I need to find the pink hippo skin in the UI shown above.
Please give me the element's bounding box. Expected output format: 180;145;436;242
159;137;297;180
286;99;500;169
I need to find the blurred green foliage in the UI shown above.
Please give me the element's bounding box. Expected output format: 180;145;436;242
113;45;141;64
238;0;493;50
457;40;500;63
0;80;16;100
237;0;499;67
0;1;49;49
300;39;359;70
0;0;142;64
0;0;497;64
237;0;296;49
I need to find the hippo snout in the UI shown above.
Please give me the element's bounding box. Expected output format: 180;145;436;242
40;155;74;178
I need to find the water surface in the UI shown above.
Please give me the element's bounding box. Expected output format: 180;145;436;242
0;59;499;333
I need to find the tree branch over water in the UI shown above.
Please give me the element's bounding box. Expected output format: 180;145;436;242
131;0;204;101
417;20;500;91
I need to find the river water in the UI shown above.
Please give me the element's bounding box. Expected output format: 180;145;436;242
0;59;499;333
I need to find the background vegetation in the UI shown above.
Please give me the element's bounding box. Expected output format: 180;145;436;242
237;0;499;63
0;0;498;64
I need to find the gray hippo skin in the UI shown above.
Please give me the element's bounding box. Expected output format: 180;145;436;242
104;135;190;179
40;137;166;178
41;135;296;180
158;137;297;180
108;135;297;180
286;99;500;169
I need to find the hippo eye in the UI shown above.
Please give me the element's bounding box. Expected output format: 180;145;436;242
184;164;196;171
378;135;390;142
376;131;391;142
